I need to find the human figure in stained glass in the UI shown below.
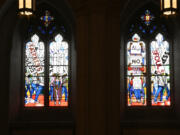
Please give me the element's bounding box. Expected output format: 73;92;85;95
127;34;146;106
53;74;62;105
50;75;56;102
153;74;167;103
34;74;44;103
151;34;170;105
128;75;134;104
25;74;33;104
133;76;144;103
61;74;68;102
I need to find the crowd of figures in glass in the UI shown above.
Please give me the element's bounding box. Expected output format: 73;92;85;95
25;34;45;107
127;34;147;106
25;10;69;107
49;34;69;106
151;33;170;106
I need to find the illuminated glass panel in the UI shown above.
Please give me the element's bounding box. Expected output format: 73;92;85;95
173;0;177;8
164;0;171;8
40;11;54;27
26;0;32;9
141;10;154;26
151;33;170;106
25;34;45;107
49;34;69;106
19;0;23;9
127;34;147;106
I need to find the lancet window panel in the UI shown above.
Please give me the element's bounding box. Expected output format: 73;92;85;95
126;9;171;107
24;9;70;108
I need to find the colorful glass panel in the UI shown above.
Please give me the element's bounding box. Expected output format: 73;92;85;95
141;10;154;26
127;34;147;106
49;34;69;106
25;34;45;107
151;33;170;106
40;10;54;27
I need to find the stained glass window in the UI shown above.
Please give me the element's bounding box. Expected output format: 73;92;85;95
126;8;171;107
141;10;154;26
24;9;70;107
49;34;69;106
127;34;147;106
25;34;45;107
151;33;170;106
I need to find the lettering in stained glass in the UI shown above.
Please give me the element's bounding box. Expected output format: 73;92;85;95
151;33;170;106
127;34;147;106
24;9;70;108
25;34;45;107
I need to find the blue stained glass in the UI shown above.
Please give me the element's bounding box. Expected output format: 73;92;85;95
48;26;56;35
48;17;51;21
153;26;157;30
142;29;146;33
139;26;143;30
25;34;45;107
38;26;46;34
42;30;46;34
150;30;153;34
150;33;171;106
49;31;53;35
40;10;54;27
141;10;154;26
49;34;69;107
53;26;56;30
127;33;147;106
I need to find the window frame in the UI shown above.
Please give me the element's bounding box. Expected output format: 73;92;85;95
22;8;72;110
124;6;175;110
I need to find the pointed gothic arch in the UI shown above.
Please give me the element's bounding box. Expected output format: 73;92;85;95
8;0;76;123
119;1;178;125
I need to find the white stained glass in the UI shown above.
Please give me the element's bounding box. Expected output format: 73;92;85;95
151;33;170;67
50;66;68;76
127;34;146;66
151;66;170;75
50;34;69;66
25;57;44;66
55;34;63;42
25;34;45;76
26;66;44;75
